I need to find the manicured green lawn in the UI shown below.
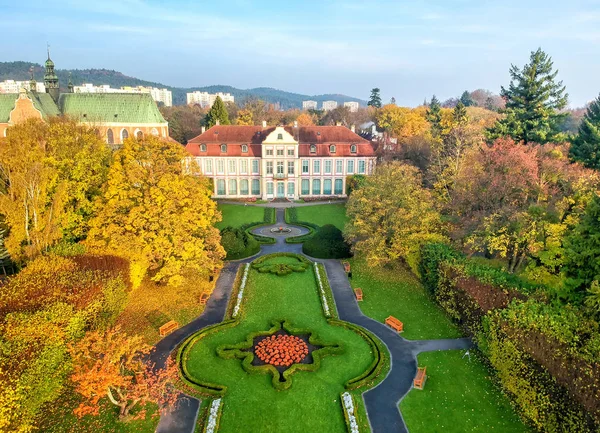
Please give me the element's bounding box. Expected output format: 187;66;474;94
349;258;462;340
295;204;348;230
183;255;377;433
216;204;265;230
400;351;529;433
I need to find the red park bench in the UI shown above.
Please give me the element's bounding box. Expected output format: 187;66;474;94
385;315;404;333
200;292;210;305
342;261;351;273
414;366;427;390
354;288;363;301
159;320;179;337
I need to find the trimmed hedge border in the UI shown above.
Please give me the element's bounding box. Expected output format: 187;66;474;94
242;208;277;245
204;398;223;433
315;263;338;318
284;207;318;244
216;319;344;391
176;319;239;397
252;252;312;266
224;265;245;320
341;392;360;433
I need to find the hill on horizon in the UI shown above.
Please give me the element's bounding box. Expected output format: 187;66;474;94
0;61;366;108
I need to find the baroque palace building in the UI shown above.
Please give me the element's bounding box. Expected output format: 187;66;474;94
0;51;168;143
185;123;377;201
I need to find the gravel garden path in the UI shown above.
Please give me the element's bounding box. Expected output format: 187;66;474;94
154;208;472;433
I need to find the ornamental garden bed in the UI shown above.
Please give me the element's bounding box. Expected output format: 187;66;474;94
178;253;388;433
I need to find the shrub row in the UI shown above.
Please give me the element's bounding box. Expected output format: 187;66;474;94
329;318;390;391
252;252;312;266
303;225;352;259
284;207;318;244
216;319;344;391
314;263;338;319
176;320;239;397
419;242;600;432
221;227;261;260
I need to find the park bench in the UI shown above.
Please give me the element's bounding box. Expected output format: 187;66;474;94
385;315;404;333
159;320;179;337
200;292;210;305
342;261;351;273
354;288;363;301
414;367;427;390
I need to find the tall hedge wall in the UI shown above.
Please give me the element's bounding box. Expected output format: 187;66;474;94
419;242;600;432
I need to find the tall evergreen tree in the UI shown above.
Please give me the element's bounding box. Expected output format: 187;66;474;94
205;96;231;128
570;94;600;169
564;194;600;301
368;88;382;108
459;90;475;107
426;95;442;138
487;48;568;144
453;101;468;125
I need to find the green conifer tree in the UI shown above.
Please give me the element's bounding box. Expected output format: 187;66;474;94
368;88;382;108
453;101;468;125
426;95;443;138
487;48;568;144
459;91;475;107
205;96;231;128
570;94;600;169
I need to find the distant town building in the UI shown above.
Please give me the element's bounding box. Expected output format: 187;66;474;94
0;51;169;143
322;100;338;111
73;84;172;106
302;100;318;110
344;101;359;113
0;80;46;93
186;91;234;108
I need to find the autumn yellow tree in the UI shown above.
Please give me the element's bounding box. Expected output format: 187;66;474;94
295;112;316;126
345;162;447;273
376;104;430;140
87;136;224;286
0;118;110;262
235;109;254;125
69;327;177;420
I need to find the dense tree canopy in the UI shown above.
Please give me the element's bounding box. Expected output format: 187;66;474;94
87;135;224;286
488;48;568;144
0;118;110;262
345;162;447;272
570;94;600;169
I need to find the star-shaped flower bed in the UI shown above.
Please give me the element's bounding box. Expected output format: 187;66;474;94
217;320;343;390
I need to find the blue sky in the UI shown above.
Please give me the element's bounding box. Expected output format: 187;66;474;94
1;0;599;107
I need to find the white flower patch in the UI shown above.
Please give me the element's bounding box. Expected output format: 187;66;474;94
232;264;250;318
314;262;331;316
205;398;222;433
342;392;359;433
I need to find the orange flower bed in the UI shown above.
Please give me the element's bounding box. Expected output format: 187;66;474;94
255;334;309;367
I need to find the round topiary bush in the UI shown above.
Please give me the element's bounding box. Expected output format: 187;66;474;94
221;226;260;260
303;224;352;259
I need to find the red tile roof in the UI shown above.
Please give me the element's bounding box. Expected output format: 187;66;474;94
185;125;376;157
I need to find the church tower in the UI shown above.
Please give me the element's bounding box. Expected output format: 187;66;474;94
44;46;60;103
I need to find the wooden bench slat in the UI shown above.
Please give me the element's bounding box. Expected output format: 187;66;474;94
159;320;179;336
385;315;404;332
414;367;427;390
354;288;363;301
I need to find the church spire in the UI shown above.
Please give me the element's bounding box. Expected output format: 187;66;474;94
67;72;74;93
29;65;37;92
44;45;60;103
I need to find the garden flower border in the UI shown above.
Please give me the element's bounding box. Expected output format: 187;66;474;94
216;319;343;391
176;253;391;433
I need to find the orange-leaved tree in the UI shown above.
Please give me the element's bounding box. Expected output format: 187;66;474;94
69;327;177;420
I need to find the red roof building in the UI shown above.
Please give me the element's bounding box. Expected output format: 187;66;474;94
185;125;376;200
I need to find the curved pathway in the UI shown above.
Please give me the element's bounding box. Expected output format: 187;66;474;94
154;208;472;433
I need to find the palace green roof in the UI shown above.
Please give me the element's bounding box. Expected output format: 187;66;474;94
0;92;60;123
0;94;16;123
30;92;61;118
59;93;167;124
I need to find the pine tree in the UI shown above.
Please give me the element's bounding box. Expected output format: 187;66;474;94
368;88;382;108
453;101;468;125
564;194;600;301
205;96;231;128
459;91;474;107
570;94;600;169
487;48;568;144
426;95;442;138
